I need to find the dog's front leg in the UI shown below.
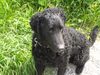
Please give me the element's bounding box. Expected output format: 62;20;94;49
57;64;67;75
34;60;45;75
57;53;70;75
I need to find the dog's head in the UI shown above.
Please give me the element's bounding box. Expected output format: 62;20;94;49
30;8;66;55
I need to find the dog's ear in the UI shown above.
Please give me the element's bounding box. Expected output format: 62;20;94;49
30;13;42;33
30;13;47;33
60;13;66;23
58;8;66;23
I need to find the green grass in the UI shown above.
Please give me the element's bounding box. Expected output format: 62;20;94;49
0;0;100;75
0;14;35;75
0;0;35;74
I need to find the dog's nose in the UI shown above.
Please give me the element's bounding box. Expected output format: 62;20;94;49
58;44;65;50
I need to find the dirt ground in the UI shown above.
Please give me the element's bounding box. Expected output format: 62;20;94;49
44;37;100;75
81;38;100;75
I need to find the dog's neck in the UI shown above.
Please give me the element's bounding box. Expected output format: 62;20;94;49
34;33;49;48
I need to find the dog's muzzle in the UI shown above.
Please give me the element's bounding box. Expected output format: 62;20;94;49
58;44;65;50
56;44;65;55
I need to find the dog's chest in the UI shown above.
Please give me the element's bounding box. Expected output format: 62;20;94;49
34;47;66;66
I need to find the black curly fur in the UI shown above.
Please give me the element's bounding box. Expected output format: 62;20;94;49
30;8;99;75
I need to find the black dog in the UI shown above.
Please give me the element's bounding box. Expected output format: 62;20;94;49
30;8;99;75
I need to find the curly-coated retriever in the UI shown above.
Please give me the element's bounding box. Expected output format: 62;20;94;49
30;8;99;75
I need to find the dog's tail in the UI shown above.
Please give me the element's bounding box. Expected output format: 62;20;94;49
89;26;99;46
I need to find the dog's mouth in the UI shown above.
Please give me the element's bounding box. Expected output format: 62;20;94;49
56;44;65;55
56;49;65;56
49;44;65;55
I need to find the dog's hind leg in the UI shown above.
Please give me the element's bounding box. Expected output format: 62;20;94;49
70;48;89;75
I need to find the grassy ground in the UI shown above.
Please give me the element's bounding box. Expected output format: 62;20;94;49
0;0;100;75
0;0;35;75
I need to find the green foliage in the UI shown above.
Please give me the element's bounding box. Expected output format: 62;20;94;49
0;0;100;75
